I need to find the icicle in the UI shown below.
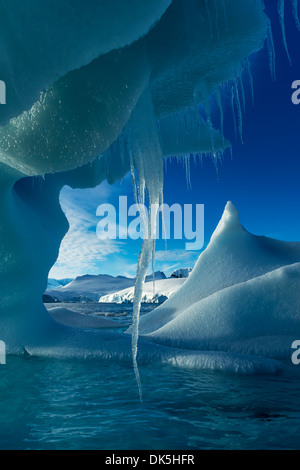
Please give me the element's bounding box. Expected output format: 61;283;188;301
246;59;254;106
292;0;300;30
230;84;237;140
278;0;292;66
193;153;198;167
238;75;246;114
216;88;225;149
204;94;220;179
267;21;276;82
184;154;191;190
163;155;168;175
124;88;164;402
204;97;217;164
234;80;243;143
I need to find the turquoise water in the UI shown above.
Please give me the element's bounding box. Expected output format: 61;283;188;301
1;304;300;450
1;356;300;450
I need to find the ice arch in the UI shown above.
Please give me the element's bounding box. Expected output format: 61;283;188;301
0;0;270;362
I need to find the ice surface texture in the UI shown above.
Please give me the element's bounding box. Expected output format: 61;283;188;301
0;0;267;174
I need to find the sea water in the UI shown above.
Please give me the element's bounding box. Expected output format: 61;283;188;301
0;304;299;450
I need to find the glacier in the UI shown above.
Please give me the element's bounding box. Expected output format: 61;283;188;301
0;0;297;376
99;278;186;305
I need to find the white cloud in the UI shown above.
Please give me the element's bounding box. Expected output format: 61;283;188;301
50;180;130;279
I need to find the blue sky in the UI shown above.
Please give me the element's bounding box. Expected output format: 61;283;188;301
50;0;300;280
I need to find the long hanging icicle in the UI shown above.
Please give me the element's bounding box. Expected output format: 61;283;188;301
246;59;255;106
234;80;243;143
267;21;276;82
238;75;246;114
278;0;292;66
292;0;300;30
216;87;225;150
124;88;164;402
184;154;191;189
230;84;238;140
203;97;220;179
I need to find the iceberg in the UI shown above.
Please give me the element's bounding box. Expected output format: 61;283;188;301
170;268;193;279
1;0;293;378
135;203;300;359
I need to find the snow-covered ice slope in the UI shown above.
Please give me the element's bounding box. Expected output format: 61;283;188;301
99;278;186;304
135;203;300;359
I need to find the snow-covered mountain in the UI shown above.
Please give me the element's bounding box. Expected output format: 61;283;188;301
170;268;192;278
99;278;186;304
45;272;166;303
47;278;74;290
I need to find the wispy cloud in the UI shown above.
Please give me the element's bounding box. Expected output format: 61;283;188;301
50;180;130;279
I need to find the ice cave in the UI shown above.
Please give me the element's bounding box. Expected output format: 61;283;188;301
0;0;299;379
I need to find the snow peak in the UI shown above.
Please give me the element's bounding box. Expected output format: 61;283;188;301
0;81;6;104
